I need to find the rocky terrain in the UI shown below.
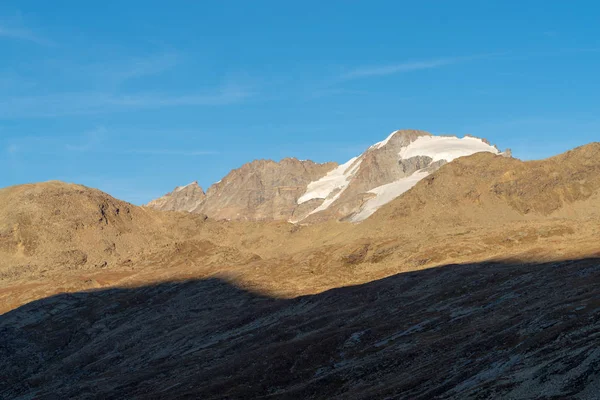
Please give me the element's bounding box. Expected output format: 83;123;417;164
147;130;508;222
1;140;600;399
3;257;600;399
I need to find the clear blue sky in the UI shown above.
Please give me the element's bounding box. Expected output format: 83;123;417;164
1;1;599;204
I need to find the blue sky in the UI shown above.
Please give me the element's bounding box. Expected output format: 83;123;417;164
1;1;599;204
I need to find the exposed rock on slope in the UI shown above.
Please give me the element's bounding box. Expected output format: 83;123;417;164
146;181;206;212
147;130;507;223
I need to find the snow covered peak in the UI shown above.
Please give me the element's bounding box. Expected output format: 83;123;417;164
369;129;432;151
371;130;400;150
398;135;500;163
295;130;505;223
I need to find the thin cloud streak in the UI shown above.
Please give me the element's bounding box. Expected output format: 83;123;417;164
342;59;456;79
341;54;503;80
113;53;181;83
61;52;182;88
0;25;53;46
0;85;253;119
3;132;218;157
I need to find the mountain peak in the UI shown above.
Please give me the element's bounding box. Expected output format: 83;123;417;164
147;181;206;212
295;131;503;222
174;181;202;192
148;129;505;223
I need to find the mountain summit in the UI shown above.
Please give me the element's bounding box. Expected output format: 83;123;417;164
148;130;508;222
146;181;206;212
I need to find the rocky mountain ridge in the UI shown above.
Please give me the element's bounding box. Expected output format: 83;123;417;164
147;129;509;222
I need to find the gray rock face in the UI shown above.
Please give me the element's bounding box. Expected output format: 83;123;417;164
399;155;434;176
2;257;599;399
193;158;338;221
147;159;337;221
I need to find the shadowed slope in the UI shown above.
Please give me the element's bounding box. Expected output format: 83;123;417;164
2;257;600;399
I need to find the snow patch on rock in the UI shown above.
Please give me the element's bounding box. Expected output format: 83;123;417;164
297;156;362;205
351;170;430;222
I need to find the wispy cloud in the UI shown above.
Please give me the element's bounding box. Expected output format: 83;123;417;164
340;54;501;80
114;53;181;82
342;59;457;80
58;52;182;89
6;129;219;157
0;26;255;119
0;22;53;46
112;84;252;107
0;84;253;119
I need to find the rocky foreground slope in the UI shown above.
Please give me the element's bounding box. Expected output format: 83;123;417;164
3;257;600;399
148;130;508;222
1;142;600;399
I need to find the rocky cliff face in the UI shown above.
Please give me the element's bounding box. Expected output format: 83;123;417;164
147;130;508;222
149;158;337;221
193;158;338;221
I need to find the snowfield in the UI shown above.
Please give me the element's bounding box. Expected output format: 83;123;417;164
351;170;430;222
398;136;499;162
297;156;362;205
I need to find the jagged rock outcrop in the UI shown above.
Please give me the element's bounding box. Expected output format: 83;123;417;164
147;181;206;212
147;159;337;221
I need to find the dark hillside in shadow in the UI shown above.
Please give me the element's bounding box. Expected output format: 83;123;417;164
2;258;600;399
